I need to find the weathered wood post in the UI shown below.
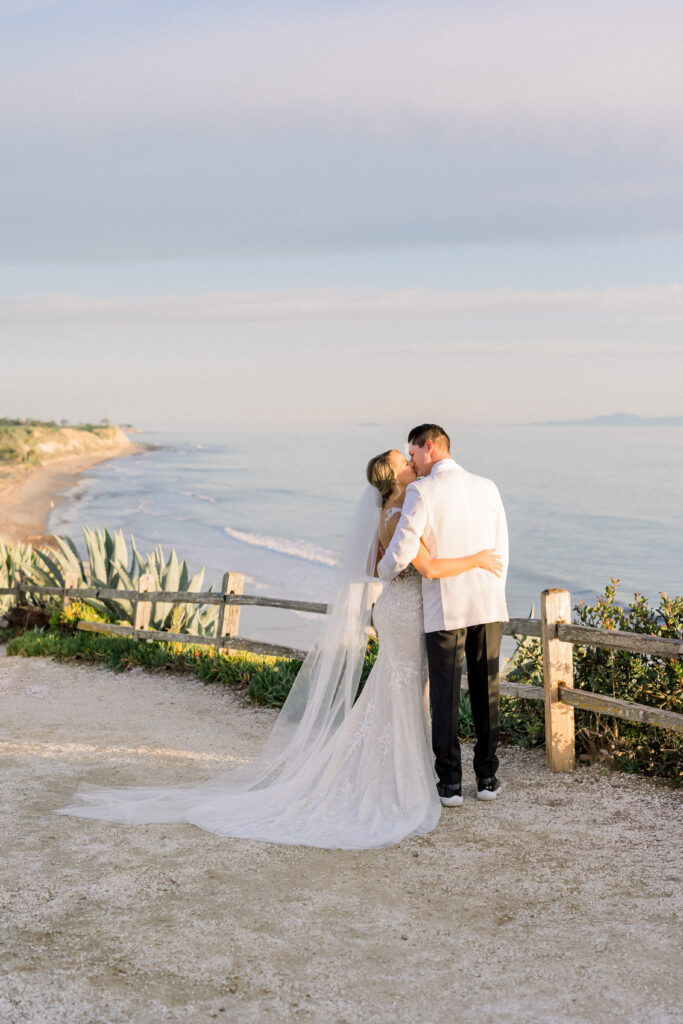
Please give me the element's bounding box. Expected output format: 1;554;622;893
133;574;153;640
63;572;80;610
14;569;24;608
215;571;244;655
541;588;575;772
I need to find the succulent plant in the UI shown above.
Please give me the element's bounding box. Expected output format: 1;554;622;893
6;528;218;635
0;539;40;612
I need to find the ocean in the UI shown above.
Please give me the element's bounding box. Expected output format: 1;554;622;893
47;423;683;651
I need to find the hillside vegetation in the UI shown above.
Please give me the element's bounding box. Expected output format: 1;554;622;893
0;418;133;467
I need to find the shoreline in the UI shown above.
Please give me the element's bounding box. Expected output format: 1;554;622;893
0;440;147;548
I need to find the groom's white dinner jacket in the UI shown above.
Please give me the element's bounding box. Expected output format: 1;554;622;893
377;458;509;632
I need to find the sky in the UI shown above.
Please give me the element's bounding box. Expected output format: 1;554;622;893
1;0;682;429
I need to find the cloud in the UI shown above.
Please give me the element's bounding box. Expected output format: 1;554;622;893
1;0;682;258
4;1;682;134
3;284;682;326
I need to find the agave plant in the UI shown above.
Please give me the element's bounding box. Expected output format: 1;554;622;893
0;539;40;612
33;527;218;635
33;528;132;621
130;540;217;635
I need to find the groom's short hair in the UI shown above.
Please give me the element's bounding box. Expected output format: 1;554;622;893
408;424;451;451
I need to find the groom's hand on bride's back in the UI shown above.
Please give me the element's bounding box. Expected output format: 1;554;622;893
478;549;503;576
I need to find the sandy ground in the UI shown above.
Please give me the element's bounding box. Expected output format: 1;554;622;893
1;647;681;1024
0;442;145;547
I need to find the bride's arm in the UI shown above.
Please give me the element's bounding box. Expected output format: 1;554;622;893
412;541;503;580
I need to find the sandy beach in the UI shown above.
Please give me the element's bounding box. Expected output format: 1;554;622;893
1;647;681;1024
0;438;145;548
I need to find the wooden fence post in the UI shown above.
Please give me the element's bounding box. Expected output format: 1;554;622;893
541;588;575;772
133;574;153;640
215;571;244;655
63;572;80;610
14;570;24;608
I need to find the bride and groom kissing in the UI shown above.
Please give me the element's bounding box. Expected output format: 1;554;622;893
370;423;508;809
57;423;508;850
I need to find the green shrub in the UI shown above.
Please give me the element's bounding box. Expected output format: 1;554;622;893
248;659;302;706
507;581;682;783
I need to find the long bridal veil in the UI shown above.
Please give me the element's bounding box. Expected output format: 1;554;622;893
235;483;382;787
56;486;385;834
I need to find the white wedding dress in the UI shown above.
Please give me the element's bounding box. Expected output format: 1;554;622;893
56;493;442;849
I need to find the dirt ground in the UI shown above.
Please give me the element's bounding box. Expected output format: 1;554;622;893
1;645;681;1024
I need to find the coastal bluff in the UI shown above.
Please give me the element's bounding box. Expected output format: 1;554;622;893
0;422;136;468
0;422;144;546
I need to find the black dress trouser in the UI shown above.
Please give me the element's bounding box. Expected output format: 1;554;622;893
425;621;503;785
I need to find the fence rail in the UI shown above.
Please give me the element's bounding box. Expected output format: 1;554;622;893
3;578;682;768
74;620;310;661
555;622;682;658
0;585;328;615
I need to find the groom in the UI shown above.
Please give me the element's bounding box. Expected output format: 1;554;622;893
377;424;509;806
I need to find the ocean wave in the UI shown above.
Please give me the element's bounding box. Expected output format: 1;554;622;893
224;526;340;567
177;489;217;503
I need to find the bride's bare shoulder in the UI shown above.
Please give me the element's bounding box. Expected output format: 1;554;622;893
379;504;402;546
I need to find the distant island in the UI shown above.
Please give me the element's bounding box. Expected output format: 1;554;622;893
530;412;683;427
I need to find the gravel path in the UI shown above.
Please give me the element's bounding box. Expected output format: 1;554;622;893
1;645;681;1024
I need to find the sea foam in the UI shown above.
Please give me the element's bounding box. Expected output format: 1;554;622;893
224;526;340;567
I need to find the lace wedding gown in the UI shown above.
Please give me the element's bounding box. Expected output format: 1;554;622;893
57;491;441;849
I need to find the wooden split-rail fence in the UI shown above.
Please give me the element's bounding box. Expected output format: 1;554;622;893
2;574;682;772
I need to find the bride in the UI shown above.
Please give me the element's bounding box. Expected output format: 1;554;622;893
56;449;502;849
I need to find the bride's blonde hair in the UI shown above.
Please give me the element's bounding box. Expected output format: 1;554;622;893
366;450;396;506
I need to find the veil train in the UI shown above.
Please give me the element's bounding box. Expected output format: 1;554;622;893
55;486;427;845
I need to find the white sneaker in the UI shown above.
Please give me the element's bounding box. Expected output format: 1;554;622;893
476;777;502;801
437;783;463;807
